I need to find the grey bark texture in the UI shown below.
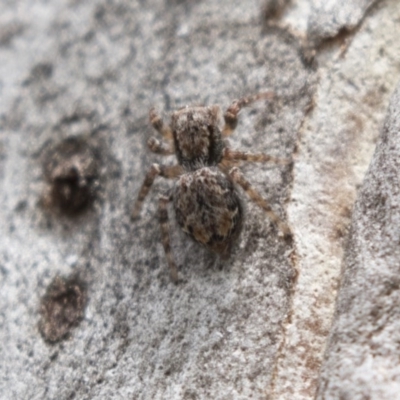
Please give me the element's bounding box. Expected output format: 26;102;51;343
0;0;399;399
316;81;400;400
307;0;380;44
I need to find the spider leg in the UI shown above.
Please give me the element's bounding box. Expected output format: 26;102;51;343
229;167;292;239
222;148;291;165
131;163;182;219
222;92;274;136
147;137;174;155
149;108;173;139
159;193;179;283
218;158;240;171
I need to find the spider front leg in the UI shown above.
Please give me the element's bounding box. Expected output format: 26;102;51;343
222;147;292;166
131;164;182;219
229;167;292;240
222;92;275;136
147;137;174;155
159;193;179;283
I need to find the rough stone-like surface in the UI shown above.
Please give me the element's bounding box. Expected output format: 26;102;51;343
1;0;400;399
0;1;310;399
308;0;381;44
316;81;400;400
270;1;400;398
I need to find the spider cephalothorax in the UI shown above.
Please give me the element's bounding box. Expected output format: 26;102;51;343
170;106;225;170
132;93;291;282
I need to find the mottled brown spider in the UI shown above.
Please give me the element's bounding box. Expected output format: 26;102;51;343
132;93;292;282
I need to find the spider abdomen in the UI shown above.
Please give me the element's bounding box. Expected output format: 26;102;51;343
173;167;243;257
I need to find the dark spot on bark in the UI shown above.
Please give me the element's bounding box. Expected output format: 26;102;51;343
43;136;100;215
39;275;87;344
263;0;291;21
31;62;53;80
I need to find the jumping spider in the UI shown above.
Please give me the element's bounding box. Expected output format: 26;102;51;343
132;93;292;282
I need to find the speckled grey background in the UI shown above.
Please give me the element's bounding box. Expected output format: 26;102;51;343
1;0;400;399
